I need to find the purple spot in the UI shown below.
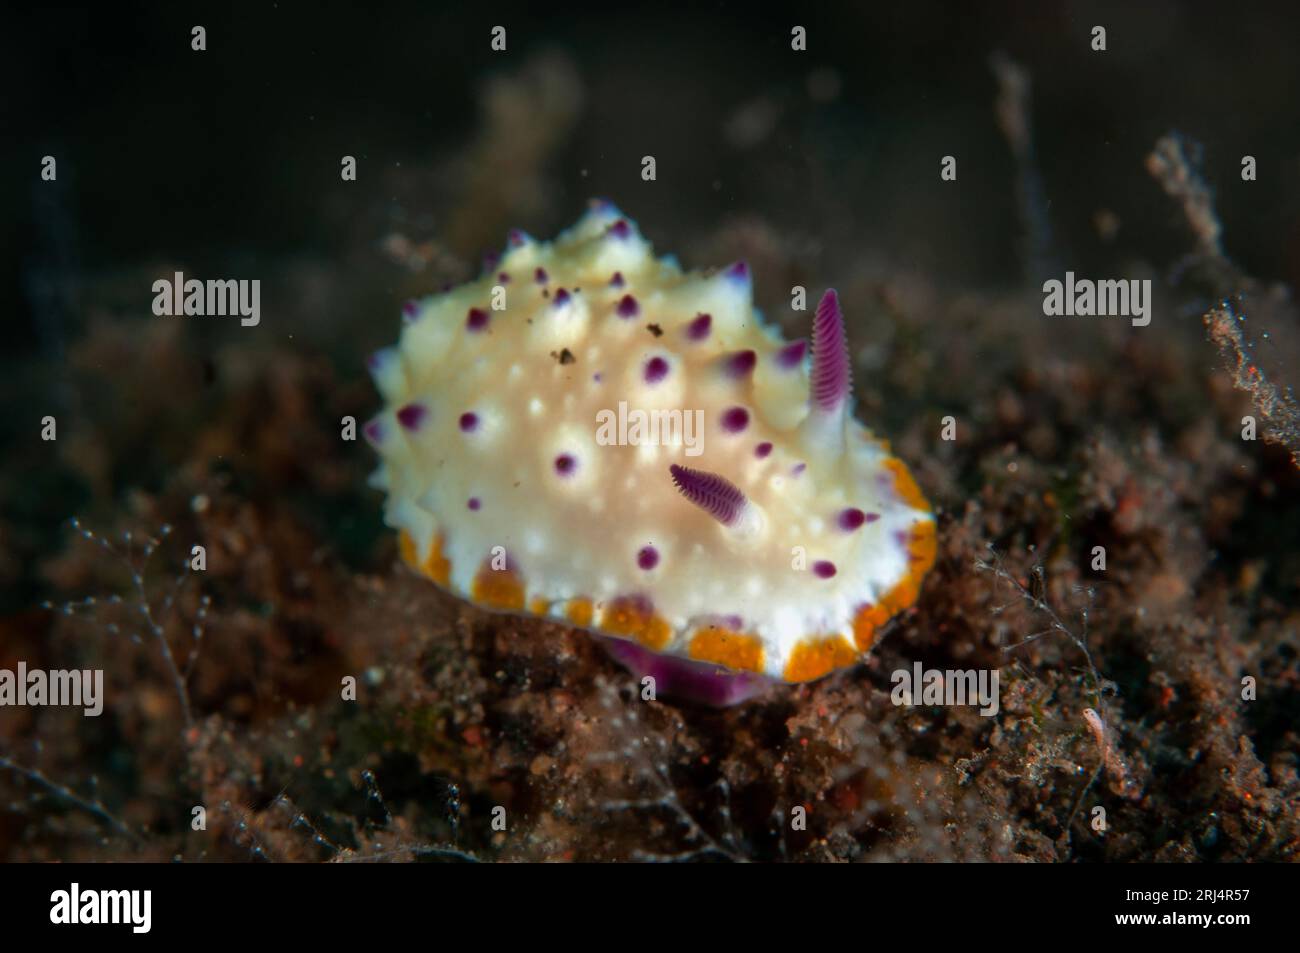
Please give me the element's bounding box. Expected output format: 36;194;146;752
791;462;807;476
894;530;909;548
466;307;489;331
554;453;577;476
724;350;757;377
459;412;479;433
610;271;625;288
776;339;807;369
467;497;481;511
508;228;530;247
721;407;750;432
593;372;604;383
644;356;670;384
497;271;510;283
838;508;868;531
401;299;419;323
607;219;631;239
813;560;838;579
725;261;750;281
535;267;549;284
754;441;773;458
865;511;881;523
554;288;572;306
396;403;426;431
363;419;384;445
637;545;660;571
686;313;712;341
616;294;639;318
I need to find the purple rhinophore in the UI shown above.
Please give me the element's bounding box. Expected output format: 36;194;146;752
669;464;748;527
610;271;625;288
459;412;479;432
811;289;852;411
466;307;489;331
838;507;868;530
534;266;549;284
599;635;773;707
554;453;577;476
721;406;750;433
686;313;712;341
776;339;808;369
467;497;481;511
396;403;427;431
637;545;660;571
401;299;419;323
644;356;670;384
724;349;757;377
607;219;631;239
616;294;639;318
725;260;750;281
755;441;773;458
813;560;838;579
554;288;572;306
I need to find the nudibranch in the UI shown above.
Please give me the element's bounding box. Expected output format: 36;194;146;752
366;202;935;705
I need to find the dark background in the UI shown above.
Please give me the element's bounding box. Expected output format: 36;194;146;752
5;0;1300;355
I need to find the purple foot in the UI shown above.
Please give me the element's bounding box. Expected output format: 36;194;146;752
599;636;776;707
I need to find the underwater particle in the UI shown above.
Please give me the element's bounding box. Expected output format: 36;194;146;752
368;202;935;705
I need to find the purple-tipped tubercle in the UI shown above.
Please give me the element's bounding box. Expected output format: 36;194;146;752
724;349;757;377
669;464;748;528
776;339;807;369
686;313;712;341
721;407;750;433
644;356;670;384
811;289;852;411
725;261;750;281
616;294;639;318
466;307;489;331
396;403;426;431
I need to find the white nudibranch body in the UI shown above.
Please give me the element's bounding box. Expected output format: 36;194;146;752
367;203;935;686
